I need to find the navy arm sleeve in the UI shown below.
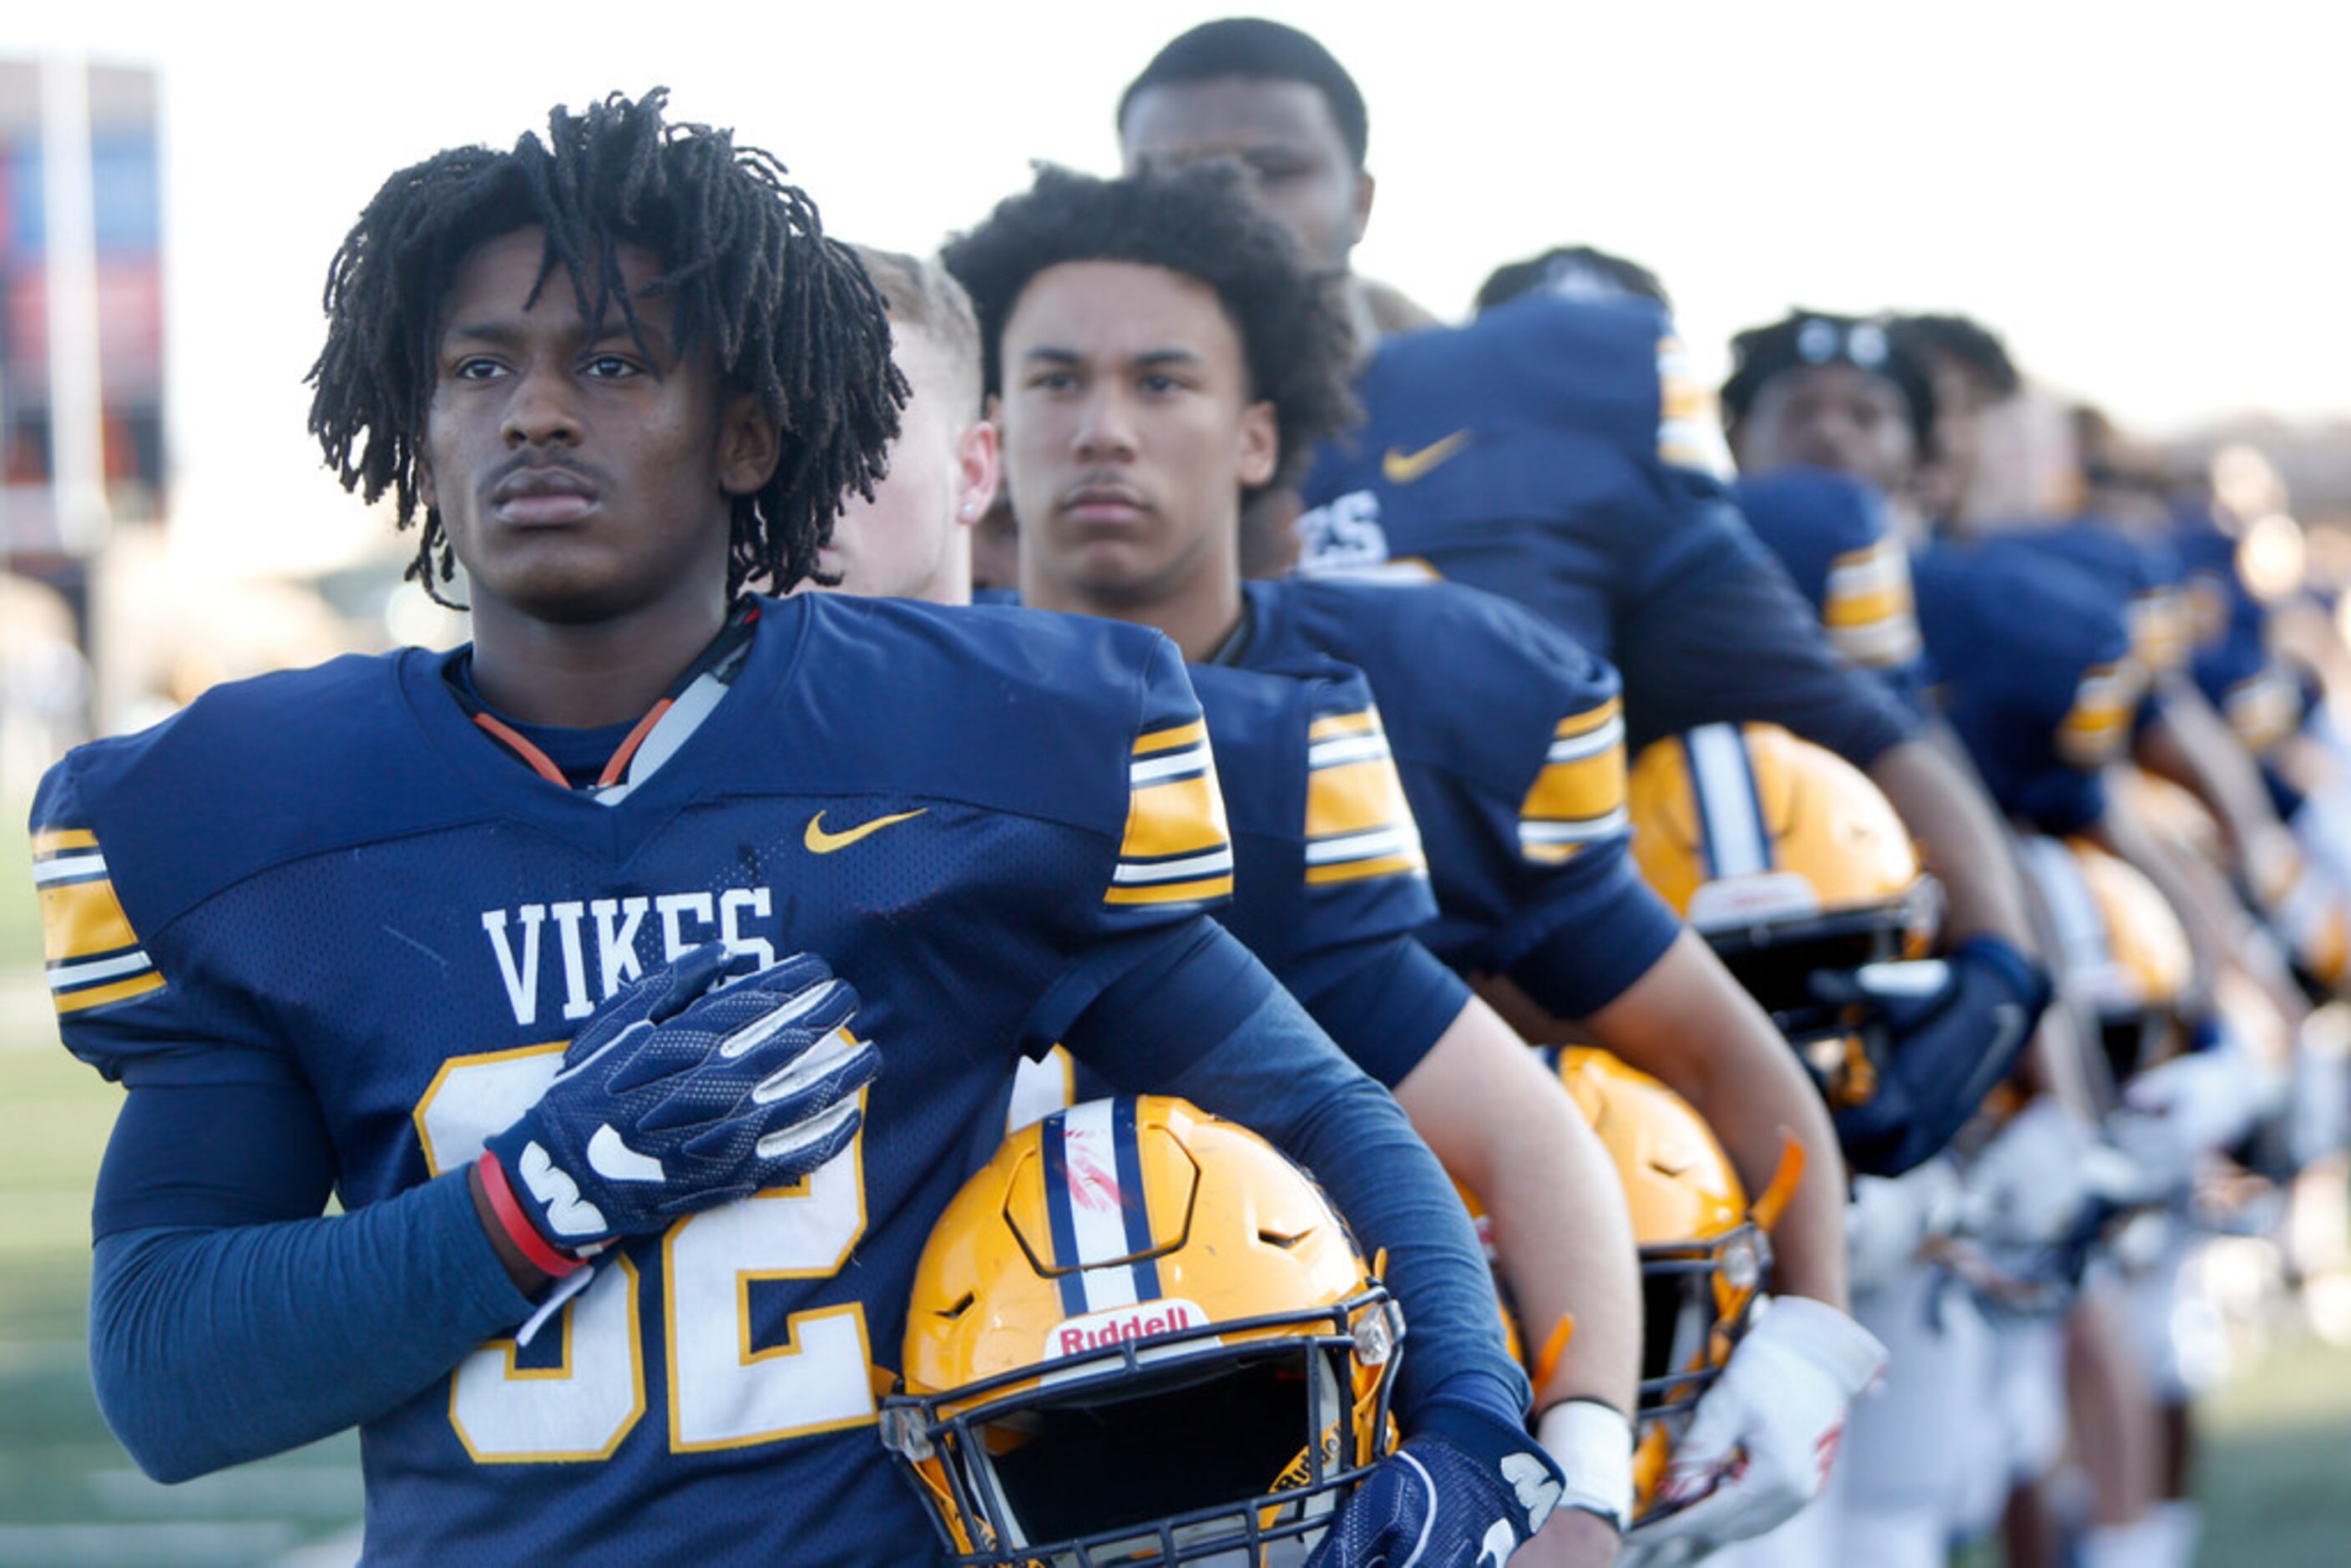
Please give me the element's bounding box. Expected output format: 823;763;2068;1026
1064;920;1530;1429
86;1081;534;1482
1616;504;1919;766
1281;933;1472;1091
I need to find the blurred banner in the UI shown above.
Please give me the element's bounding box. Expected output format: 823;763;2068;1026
0;58;164;571
0;58;158;783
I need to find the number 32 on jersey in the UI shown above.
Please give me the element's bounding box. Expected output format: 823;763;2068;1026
414;1044;874;1463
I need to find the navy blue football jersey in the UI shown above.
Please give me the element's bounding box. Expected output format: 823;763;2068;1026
1008;655;1459;1128
2005;518;2192;682
1732;467;1930;710
33;594;1248;1564
1294;293;1915;765
2172;506;2302;754
1912;541;2142;834
1188;659;1467;1087
1221;577;1682;1019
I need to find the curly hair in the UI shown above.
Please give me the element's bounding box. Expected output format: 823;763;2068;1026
1893;313;2022;399
940;162;1358;497
306;88;905;604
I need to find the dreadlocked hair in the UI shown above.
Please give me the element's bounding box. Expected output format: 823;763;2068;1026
941;162;1359;498
306;88;905;604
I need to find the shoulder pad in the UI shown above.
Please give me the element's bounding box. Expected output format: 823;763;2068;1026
40;654;473;934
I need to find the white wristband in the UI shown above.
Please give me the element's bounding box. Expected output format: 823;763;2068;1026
1536;1399;1633;1533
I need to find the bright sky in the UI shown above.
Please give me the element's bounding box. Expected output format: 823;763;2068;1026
6;0;2345;579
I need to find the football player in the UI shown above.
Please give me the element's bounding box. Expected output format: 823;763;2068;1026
819;237;1644;1564
33;93;1560;1565
1722;312;2264;1568
1113;17;2056;1220
937;162;1890;1560
1474;245;1674;316
1906;324;2338;1010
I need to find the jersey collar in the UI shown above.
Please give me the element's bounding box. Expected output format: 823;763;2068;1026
440;599;762;805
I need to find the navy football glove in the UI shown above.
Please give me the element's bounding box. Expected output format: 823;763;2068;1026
1811;935;2050;1178
1307;1399;1564;1568
482;944;876;1260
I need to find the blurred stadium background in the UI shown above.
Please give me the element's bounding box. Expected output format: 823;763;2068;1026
4;5;2350;1562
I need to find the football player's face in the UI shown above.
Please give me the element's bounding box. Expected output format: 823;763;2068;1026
999;260;1276;611
1120;78;1371;269
1733;365;1919;495
419;226;777;630
1913;351;1993;521
811;326;996;605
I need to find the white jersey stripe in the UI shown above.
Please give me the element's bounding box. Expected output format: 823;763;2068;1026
1547;717;1626;766
32;852;108;885
1518;808;1632;846
47;949;154;990
1307;735;1394;770
1130;746;1211;786
1111;848;1236;883
1305;827;1418;866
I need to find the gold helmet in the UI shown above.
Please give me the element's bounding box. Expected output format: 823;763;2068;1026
1494;1049;1792;1523
1454;1054;1800;1520
2021;836;2193;1086
882;1095;1401;1565
1629;721;1938;1105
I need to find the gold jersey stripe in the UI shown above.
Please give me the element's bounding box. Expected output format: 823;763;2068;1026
1554;697;1624;741
1824;584;1907;629
1120;772;1232;861
1132;719;1208;756
1306;853;1425;888
1522;755;1627;826
1307;711;1380;742
1661;379;1708;422
2056;663;2142;767
1307;759;1413;840
40;878;139;964
2128;594;2192;675
32;827;99;855
53;970;166;1015
1104;874;1235;907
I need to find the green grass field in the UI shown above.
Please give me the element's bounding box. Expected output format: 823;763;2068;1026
0;815;361;1565
2;805;2347;1564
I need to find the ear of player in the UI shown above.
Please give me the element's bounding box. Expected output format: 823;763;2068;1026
1629;721;2050;1175
479;943;876;1269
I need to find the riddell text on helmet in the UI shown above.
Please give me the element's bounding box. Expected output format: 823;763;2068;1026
1046;1300;1212;1361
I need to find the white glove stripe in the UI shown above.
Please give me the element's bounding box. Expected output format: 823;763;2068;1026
754;1094;860;1162
719;979;843;1059
752;1025;867;1105
1393;1450;1439;1568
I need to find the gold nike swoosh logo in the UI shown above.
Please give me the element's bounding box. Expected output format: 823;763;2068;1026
1382;429;1472;484
805;808;928;854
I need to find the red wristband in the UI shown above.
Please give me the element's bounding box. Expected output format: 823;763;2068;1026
477;1148;587;1279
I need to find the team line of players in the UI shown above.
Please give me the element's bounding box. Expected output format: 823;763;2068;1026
31;17;2347;1568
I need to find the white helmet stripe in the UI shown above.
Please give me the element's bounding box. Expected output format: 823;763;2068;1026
1688;725;1771;879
